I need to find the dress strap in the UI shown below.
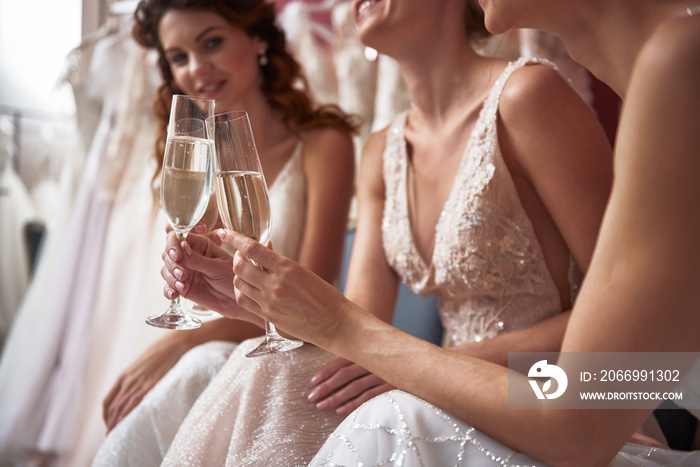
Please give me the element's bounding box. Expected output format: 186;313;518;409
269;139;303;191
480;56;561;128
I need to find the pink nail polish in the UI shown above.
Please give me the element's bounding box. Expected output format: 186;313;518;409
181;241;192;257
168;249;178;261
308;390;319;402
316;400;329;411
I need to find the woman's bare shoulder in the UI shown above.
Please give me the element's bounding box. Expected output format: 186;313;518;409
636;14;700;85
302;126;354;158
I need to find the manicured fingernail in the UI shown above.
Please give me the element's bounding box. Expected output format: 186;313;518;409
217;228;226;239
316;400;330;411
336;406;349;415
193;224;206;233
181;241;192;256
175;281;184;291
167;289;174;299
173;268;183;280
311;374;322;385
168;249;178;261
308;390;319;402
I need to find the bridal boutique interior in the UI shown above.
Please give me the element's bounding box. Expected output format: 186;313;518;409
0;0;696;465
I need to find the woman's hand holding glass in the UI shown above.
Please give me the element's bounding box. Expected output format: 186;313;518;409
160;225;263;324
206;111;303;357
220;229;353;348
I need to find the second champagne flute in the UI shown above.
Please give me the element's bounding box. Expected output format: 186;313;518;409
146;95;214;330
206;111;303;357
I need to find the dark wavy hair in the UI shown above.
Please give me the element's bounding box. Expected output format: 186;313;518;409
464;0;490;41
132;0;360;192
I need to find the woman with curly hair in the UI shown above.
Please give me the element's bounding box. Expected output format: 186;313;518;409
95;0;358;464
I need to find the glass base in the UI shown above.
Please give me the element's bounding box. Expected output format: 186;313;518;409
145;312;201;330
183;298;215;317
246;335;303;358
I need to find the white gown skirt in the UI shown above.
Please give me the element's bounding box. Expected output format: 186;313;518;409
310;390;700;467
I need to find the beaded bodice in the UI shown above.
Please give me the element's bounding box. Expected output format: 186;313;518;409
382;57;563;347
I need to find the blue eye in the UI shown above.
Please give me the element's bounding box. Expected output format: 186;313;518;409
169;52;188;65
205;37;222;49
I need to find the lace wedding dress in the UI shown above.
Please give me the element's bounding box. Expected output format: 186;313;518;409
383;57;564;347
309;57;700;467
92;141;346;466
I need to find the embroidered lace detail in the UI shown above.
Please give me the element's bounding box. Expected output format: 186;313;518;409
311;390;541;466
381;58;563;346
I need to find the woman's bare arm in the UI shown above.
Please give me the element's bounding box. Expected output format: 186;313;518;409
103;127;355;428
226;18;700;466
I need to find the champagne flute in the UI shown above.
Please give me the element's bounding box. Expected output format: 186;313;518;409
146;95;214;330
206;111;303;357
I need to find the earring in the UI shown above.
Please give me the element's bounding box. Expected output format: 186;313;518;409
258;49;268;66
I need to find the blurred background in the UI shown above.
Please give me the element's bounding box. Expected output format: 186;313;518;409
0;0;104;345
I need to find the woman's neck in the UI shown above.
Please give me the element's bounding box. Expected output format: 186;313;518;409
396;30;497;131
232;91;292;157
553;0;691;98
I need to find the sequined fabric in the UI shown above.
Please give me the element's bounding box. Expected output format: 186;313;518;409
92;341;236;466
92;341;345;467
92;139;336;466
381;57;563;347
160;341;344;466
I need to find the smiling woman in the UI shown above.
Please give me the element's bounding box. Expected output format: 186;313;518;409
218;0;700;465
92;0;361;465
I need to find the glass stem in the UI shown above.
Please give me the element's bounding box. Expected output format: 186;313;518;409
172;231;186;308
265;321;281;340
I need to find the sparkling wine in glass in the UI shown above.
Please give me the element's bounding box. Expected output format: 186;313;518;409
206;111;303;356
146;95;214;330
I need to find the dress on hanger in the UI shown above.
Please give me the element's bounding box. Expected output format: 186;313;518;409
0;20;176;466
0;25;129;457
60;39;174;467
279;0;338;107
92;140;347;467
0;133;36;347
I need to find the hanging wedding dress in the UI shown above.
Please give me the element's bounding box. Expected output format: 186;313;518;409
59;37;175;467
0;16;174;466
0;23;127;457
279;0;339;107
0;129;37;347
